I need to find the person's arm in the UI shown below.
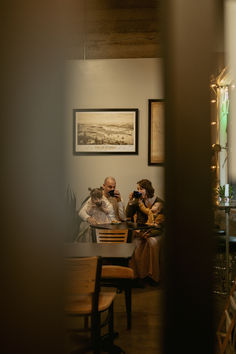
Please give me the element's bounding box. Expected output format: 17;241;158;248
102;197;116;221
126;192;138;220
112;189;126;221
151;201;165;228
138;200;154;224
78;198;97;225
151;201;163;214
78;198;90;221
117;199;126;221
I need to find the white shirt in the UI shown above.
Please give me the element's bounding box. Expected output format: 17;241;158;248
79;195;126;222
106;195;126;221
85;196;114;224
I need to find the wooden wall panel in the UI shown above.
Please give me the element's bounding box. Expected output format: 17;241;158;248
65;0;160;59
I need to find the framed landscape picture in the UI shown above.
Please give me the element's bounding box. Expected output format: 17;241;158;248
148;99;165;165
73;108;138;154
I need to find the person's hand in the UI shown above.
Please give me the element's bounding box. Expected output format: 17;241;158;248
151;202;162;213
138;199;143;206
140;230;150;240
87;216;97;225
128;192;133;201
114;189;121;202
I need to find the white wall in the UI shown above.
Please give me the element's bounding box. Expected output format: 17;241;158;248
64;58;164;207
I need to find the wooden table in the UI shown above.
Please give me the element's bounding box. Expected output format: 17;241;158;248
90;221;162;231
64;242;136;265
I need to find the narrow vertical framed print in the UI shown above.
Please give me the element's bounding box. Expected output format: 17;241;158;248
148;99;164;165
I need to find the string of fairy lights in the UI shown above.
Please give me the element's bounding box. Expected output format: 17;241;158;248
210;80;235;175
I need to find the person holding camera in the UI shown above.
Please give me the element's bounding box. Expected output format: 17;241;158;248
79;176;126;226
102;176;126;222
126;178;164;284
127;179;163;224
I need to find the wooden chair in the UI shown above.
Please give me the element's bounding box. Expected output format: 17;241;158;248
95;228;134;329
217;277;236;354
95;228;128;243
64;256;116;353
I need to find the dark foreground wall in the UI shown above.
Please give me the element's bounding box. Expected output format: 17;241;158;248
162;1;219;353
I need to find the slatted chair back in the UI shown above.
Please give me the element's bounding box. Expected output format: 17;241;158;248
65;256;117;353
64;256;101;298
94;229;132;329
95;229;128;243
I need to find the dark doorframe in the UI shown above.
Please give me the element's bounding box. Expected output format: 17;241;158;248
162;1;218;353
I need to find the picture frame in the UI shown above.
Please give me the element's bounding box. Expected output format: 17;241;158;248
148;99;165;165
73;108;138;155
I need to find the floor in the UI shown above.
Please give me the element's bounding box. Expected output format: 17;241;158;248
65;210;236;353
112;282;163;354
65;280;229;354
66;281;163;354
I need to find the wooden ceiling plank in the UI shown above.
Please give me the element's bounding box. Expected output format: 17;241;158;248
85;0;159;11
86;20;159;34
86;43;161;59
87;8;159;22
86;31;160;42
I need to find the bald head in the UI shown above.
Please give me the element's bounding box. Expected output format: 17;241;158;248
104;176;116;185
103;176;116;197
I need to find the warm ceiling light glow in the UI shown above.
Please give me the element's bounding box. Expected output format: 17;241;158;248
211;122;217;125
232;84;235;89
211;165;217;169
211;99;217;103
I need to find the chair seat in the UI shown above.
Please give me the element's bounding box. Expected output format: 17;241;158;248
102;265;134;279
65;292;116;315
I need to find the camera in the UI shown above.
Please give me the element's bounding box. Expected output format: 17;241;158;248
133;191;142;199
108;190;115;197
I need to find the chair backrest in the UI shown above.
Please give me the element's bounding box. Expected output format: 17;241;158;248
64;256;101;296
217;277;236;354
95;229;128;243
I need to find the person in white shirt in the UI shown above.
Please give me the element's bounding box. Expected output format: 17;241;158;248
85;187;116;224
79;176;126;226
